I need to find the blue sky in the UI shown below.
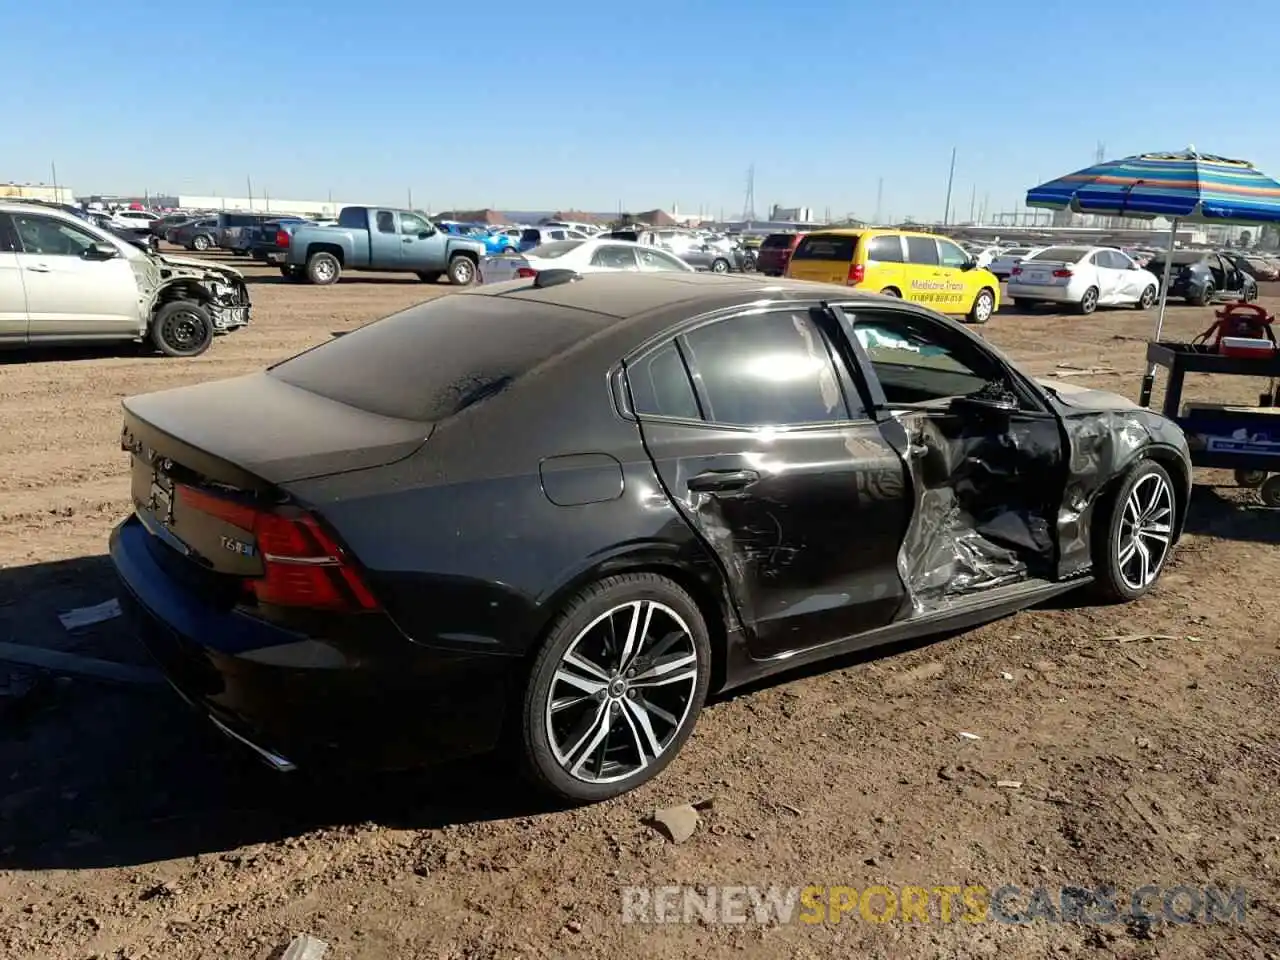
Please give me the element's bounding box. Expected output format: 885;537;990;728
3;0;1279;219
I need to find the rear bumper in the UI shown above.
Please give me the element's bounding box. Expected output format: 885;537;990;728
110;515;519;772
1007;283;1073;302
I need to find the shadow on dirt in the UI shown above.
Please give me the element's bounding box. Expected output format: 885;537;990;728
241;274;434;287
0;343;152;365
1183;484;1280;544
0;556;555;875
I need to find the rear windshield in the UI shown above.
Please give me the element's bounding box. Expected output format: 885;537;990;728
521;229;541;242
1027;247;1090;262
760;234;794;249
269;295;603;421
1002;248;1030;256
792;234;858;261
530;240;583;259
1148;251;1204;265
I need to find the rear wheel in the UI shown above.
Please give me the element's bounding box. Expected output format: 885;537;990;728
1092;460;1176;602
967;287;995;324
448;255;476;285
416;270;442;284
1235;468;1268;488
519;573;711;803
879;286;901;298
710;258;730;274
191;234;211;252
151;301;214;358
1136;285;1156;310
1078;286;1099;315
306;252;341;285
1190;282;1214;307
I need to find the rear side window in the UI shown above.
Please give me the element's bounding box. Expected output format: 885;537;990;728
269;296;605;421
761;234;793;249
521;229;541;243
681;311;849;426
904;236;939;265
866;235;903;263
792;234;858;261
627;342;700;420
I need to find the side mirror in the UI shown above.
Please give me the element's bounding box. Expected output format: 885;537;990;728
418;229;435;238
83;242;119;261
962;258;977;270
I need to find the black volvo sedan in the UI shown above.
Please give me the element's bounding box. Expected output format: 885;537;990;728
111;271;1191;802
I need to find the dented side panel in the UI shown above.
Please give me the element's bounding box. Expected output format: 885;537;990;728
888;407;1066;614
637;418;912;659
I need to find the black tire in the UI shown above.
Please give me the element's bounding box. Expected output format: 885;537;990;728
417;270;443;284
1077;286;1099;315
151;301;214;358
1190;283;1214;307
191;234;211;252
1136;285;1156;310
1235;468;1267;488
306;252;341;285
879;286;901;298
1013;298;1039;311
1243;283;1258;303
1260;475;1280;508
279;265;304;280
1091;460;1177;603
710;258;730;274
967;287;995;324
447;255;476;285
519;572;712;803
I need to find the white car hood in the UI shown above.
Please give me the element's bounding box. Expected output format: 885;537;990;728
155;253;244;278
1038;378;1137;410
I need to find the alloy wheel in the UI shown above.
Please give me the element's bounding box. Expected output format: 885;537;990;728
1115;472;1174;591
1140;286;1156;308
545;600;699;784
313;258;336;282
1081;287;1098;313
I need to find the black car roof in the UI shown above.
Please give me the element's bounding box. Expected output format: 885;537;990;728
462;272;857;320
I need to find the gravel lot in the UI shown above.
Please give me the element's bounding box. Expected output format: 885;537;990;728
1;254;1278;959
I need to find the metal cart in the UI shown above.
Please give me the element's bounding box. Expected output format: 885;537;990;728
1145;340;1280;506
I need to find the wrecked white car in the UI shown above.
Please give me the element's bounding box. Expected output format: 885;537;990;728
0;202;251;357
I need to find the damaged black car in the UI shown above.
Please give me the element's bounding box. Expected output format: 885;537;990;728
110;272;1190;802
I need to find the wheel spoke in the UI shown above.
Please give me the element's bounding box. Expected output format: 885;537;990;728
1117;537;1138;568
563;650;610;682
618;701;655;768
1135;538;1152;585
618;601;654;672
567;701;615;774
633;693;678;728
632;652;698;687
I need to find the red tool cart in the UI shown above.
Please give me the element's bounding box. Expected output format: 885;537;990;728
1144;301;1280;506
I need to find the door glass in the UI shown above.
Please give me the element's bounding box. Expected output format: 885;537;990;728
588;245;639;270
904;237;939;266
681;311;849;426
936;239;969;268
850;311;996;404
400;212;429;235
865;235;903;263
12;215;99;257
627;341;700;420
638;249;688;272
375;211;396;234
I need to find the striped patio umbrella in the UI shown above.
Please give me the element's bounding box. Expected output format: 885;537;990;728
1025;148;1280;405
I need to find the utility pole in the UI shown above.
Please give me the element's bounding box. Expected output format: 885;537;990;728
942;147;957;226
50;161;60;203
873;177;883;224
246;175;253;211
969;184;976;223
408;187;413;210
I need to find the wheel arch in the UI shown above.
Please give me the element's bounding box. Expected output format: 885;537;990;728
305;242;346;265
1090;442;1190;547
529;543;740;692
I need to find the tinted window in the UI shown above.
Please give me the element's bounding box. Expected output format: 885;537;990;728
375;211;396;233
866;235;903;263
627;342;700;420
792;234;858;261
904;236;939;265
760;233;794;249
270;296;606;421
1028;247;1089;262
521;229;542;243
589;245;639;269
937;239;970;268
681;311;848;426
338;208;367;228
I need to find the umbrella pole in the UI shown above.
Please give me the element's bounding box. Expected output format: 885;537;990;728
1139;218;1180;407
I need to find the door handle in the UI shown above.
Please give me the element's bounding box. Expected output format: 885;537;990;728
402;238;413;243
25;264;51;273
687;469;760;493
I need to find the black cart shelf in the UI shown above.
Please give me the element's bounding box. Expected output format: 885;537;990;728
1146;340;1280;474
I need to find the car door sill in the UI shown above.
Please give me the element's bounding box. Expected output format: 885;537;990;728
723;577;1089;691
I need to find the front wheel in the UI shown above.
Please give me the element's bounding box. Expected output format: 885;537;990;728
151;301;214;358
710;258;730;274
1190;283;1214;307
967;287;995;324
1077;286;1099;315
1092;460;1177;602
448;255;476;285
1244;283;1259;303
519;573;711;803
1136;285;1157;310
191;234;211;252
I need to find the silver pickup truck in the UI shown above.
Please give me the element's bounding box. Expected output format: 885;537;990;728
281;206;487;285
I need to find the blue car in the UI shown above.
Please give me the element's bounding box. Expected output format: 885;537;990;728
436;221;517;256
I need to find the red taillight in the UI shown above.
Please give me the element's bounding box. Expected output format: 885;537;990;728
516;267;537;279
847;263;865;285
1010;266;1022;276
275;229;290;248
175;485;379;612
1052;268;1073;278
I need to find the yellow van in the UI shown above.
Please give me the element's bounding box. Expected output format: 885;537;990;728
784;228;1000;324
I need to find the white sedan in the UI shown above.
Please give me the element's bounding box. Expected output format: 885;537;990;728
480;238;694;283
987;245;1043;280
1007;245;1160;314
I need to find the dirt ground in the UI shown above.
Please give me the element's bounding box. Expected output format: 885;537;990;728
1;254;1278;960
